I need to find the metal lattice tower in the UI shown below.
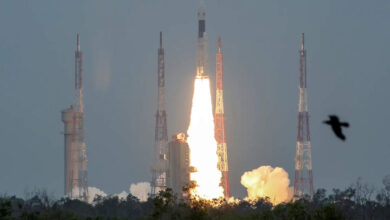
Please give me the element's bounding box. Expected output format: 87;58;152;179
75;34;88;201
151;32;168;196
294;33;314;199
215;37;230;199
62;34;88;201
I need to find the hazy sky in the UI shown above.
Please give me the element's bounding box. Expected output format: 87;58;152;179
1;0;390;199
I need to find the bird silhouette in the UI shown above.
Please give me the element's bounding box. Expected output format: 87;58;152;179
323;115;349;141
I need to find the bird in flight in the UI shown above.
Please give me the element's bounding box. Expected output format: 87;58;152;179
323;115;349;141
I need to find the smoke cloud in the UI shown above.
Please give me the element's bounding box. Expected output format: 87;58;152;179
241;165;293;205
114;191;129;200
87;186;107;203
71;186;107;204
130;182;151;202
71;183;149;204
89;182;151;203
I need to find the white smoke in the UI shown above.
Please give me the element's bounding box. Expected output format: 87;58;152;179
70;182;151;204
70;186;107;204
114;191;129;200
241;165;293;205
130;182;151;202
87;186;108;203
86;183;150;203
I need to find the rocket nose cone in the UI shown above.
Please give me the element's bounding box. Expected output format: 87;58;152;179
197;7;205;20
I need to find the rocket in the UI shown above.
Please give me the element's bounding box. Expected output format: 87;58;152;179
198;6;206;38
196;6;208;77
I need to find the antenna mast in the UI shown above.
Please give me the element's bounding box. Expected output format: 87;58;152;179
151;32;168;196
294;33;314;199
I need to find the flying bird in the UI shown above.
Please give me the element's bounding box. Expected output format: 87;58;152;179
323;115;349;141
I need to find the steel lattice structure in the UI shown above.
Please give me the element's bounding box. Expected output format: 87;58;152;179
294;33;314;199
62;34;88;201
215;37;230;199
151;32;168;196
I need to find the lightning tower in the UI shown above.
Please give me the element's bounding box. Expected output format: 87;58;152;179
62;34;88;201
151;32;168;196
294;33;314;199
215;37;230;199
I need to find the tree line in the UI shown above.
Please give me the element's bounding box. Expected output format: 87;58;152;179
1;176;390;219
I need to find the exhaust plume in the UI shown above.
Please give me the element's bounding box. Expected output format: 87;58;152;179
241;165;293;205
187;77;224;199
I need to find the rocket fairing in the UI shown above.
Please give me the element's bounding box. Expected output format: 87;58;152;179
198;7;205;38
196;6;208;77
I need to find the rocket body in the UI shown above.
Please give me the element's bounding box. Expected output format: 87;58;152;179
196;7;208;77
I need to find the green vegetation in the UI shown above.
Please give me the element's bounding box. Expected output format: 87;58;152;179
1;177;390;219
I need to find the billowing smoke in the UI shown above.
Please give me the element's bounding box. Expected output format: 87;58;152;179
241;165;293;205
71;186;107;204
129;182;151;202
87;186;108;203
114;191;129;200
71;182;150;204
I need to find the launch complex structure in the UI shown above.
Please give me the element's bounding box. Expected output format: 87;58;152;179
57;8;312;202
151;32;169;196
151;6;231;199
294;33;314;199
215;37;230;199
62;34;88;201
150;12;312;200
196;6;231;198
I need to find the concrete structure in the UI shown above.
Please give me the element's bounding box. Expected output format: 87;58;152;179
294;33;314;199
62;107;78;197
151;32;169;196
62;34;88;201
167;133;190;197
215;37;230;199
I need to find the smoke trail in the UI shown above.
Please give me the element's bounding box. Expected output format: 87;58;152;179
241;165;293;205
187;77;224;199
129;182;151;202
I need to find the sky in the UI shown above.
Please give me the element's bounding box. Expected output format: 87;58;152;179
0;0;390;199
